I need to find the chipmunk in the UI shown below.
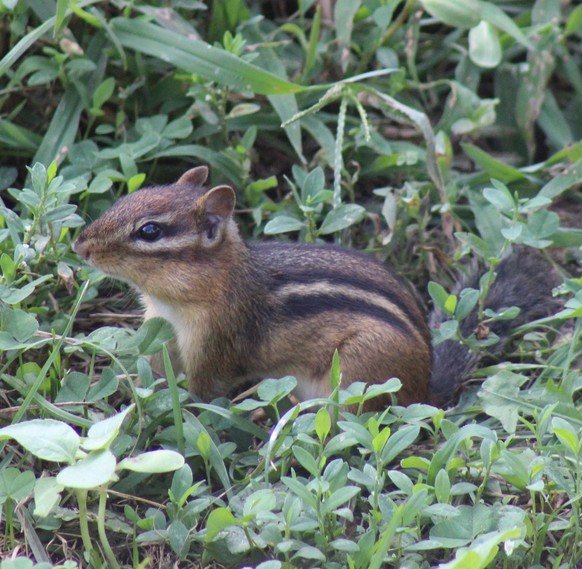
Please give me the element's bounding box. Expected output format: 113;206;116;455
74;166;559;410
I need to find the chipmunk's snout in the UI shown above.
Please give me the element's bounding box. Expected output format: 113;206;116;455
73;232;92;260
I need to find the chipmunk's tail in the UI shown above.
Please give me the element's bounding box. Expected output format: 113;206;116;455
429;248;561;405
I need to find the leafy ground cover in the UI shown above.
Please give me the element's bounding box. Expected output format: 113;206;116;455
1;0;582;567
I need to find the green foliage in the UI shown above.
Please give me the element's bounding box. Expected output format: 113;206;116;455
0;406;183;568
0;0;581;567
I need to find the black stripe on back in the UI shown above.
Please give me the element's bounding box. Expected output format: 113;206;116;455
279;292;416;339
272;270;427;332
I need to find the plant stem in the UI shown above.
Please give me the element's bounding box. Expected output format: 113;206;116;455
23;180;48;246
10;281;90;425
76;490;95;557
163;343;185;455
204;458;213;493
98;489;121;569
477;242;509;323
5;497;14;548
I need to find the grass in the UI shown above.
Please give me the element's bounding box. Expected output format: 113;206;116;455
0;0;582;567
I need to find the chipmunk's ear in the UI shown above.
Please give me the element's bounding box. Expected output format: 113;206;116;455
195;185;236;241
177;166;209;187
200;185;236;218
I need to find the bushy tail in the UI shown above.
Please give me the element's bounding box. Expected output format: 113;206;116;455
429;248;561;405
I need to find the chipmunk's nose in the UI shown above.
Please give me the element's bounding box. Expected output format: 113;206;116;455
72;234;90;259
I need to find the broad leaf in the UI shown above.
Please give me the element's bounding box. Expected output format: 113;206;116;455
0;420;79;463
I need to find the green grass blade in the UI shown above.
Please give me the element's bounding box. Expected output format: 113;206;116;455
32;32;107;167
3;282;92;431
184;411;233;500
25;0;56;22
0;0;101;80
0;18;54;80
149;144;242;186
0;119;42;152
0;373;91;428
32;89;84;167
162;344;185;456
539;157;582;199
243;25;304;160
110;17;305;96
358;83;447;200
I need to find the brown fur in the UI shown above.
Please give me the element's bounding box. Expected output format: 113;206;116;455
75;167;558;412
75;167;431;410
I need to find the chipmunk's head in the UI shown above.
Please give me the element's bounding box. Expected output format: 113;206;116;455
74;166;241;302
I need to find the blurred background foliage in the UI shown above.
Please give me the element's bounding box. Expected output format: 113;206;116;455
0;0;581;567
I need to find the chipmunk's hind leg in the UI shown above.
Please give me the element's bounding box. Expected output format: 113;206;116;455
331;327;431;412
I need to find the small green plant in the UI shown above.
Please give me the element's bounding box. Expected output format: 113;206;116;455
1;1;581;567
0;405;184;568
429;177;563;351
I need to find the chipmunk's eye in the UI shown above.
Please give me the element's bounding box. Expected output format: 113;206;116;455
137;223;162;241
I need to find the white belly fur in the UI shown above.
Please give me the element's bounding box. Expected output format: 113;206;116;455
141;294;207;375
293;373;333;402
